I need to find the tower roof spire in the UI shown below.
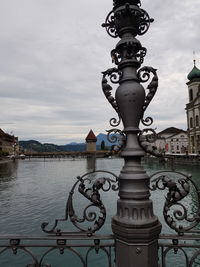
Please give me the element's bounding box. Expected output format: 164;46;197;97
187;59;200;81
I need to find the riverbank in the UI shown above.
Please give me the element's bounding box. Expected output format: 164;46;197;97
145;154;200;166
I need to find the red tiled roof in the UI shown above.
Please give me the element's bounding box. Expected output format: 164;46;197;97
85;130;97;142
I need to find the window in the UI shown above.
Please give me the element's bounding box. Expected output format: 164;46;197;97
189;89;193;101
177;145;179;150
190;117;193;128
196;115;199;127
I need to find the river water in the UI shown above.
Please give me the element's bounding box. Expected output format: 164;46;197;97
0;157;200;266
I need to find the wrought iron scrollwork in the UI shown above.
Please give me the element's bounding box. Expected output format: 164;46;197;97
138;9;154;36
107;128;126;152
103;2;153;37
109;117;121;127
150;171;200;234
102;68;122;127
138;66;158;126
41;171;118;236
102;10;118;38
136;46;147;64
138;128;163;157
0;235;115;267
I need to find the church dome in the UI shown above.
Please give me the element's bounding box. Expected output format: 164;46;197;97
187;64;200;81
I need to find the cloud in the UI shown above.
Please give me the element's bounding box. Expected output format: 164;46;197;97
0;0;199;144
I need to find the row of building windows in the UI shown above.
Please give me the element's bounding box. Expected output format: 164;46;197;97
190;115;199;128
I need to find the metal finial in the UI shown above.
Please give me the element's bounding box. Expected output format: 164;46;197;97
193;51;196;66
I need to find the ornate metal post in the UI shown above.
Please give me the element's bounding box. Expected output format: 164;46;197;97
102;0;162;266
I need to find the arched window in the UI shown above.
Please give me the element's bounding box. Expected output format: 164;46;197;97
190;117;193;128
189;89;193;101
196;115;199;127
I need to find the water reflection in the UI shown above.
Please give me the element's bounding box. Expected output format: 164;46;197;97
0;161;18;181
86;156;96;172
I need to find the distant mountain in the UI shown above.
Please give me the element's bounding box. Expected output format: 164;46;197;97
19;140;86;153
19;140;60;152
59;143;86;152
96;133;119;147
19;133;119;153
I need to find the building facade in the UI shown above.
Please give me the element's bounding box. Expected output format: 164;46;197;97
186;61;200;154
153;127;188;154
0;129;19;155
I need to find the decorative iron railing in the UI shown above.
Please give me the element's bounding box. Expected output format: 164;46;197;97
0;234;115;267
159;234;200;267
2;233;200;266
1;168;200;266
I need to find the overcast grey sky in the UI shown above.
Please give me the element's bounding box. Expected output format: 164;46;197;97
0;0;199;144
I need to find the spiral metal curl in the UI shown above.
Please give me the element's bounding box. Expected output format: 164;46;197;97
109;117;121;127
141;116;153;126
138;9;154;36
41;171;118;235
150;171;200;234
107;129;126;152
138;128;164;158
102;10;118;38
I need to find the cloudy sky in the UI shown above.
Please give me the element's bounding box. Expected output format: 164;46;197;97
0;0;199;144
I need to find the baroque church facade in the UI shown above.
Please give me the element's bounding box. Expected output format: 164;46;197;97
186;61;200;154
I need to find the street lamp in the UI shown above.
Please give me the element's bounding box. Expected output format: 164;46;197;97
102;1;161;266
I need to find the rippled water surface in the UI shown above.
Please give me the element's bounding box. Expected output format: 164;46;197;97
0;158;200;266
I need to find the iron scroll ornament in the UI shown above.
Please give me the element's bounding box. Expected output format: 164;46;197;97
102;10;117;38
138;128;164;158
150;171;200;234
102;68;122;127
102;4;154;38
106;128;126;153
138;66;158;126
41;170;118;236
111;45;147;66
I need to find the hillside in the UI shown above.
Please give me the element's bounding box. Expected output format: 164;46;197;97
19;132;119;153
19;140;86;153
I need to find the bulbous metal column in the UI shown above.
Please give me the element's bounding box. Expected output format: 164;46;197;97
102;1;162;266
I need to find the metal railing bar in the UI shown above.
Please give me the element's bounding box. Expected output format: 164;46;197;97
0;234;114;241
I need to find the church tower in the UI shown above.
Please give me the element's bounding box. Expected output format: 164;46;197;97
186;61;200;153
